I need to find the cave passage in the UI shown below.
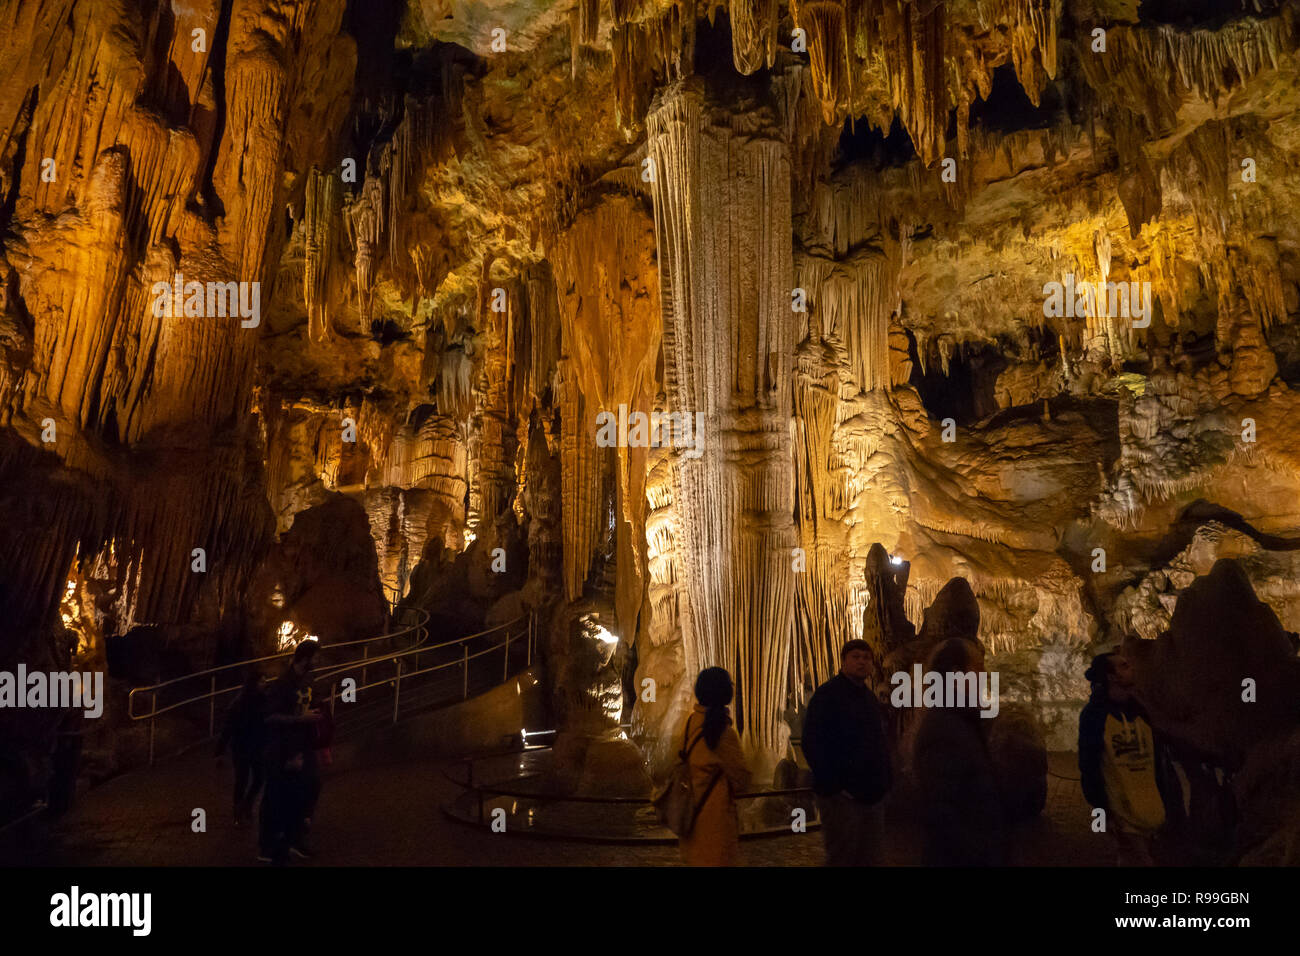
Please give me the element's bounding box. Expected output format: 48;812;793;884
0;0;1298;883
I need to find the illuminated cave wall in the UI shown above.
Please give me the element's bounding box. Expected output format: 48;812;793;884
2;0;1300;800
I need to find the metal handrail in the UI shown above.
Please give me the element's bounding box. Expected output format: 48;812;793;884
443;742;818;840
310;615;526;683
316;616;532;715
127;606;430;707
314;621;527;686
127;608;535;765
443;738;810;804
128;606;429;765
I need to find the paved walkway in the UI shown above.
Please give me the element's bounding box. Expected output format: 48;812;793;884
4;743;1112;866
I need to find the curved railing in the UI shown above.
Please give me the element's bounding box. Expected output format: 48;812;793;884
309;614;533;726
127;609;539;765
126;605;451;764
441;740;817;842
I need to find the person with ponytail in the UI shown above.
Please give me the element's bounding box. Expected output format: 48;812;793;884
677;667;751;866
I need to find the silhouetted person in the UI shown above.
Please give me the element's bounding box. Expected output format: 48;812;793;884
677;667;751;866
802;639;892;865
913;638;1005;865
1078;651;1182;866
259;640;322;864
214;669;267;825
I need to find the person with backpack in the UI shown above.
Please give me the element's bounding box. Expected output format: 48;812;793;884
675;667;751;866
214;669;268;825
801;639;892;865
1078;650;1184;866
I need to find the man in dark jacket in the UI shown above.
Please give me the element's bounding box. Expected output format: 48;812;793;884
259;640;322;864
802;639;892;865
1078;651;1183;866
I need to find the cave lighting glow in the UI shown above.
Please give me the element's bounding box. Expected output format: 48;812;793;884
277;621;319;652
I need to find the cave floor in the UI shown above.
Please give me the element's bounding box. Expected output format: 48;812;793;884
6;749;1112;867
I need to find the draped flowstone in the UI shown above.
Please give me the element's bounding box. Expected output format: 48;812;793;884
646;81;796;771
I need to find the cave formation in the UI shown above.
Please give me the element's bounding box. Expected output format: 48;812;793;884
2;0;1300;864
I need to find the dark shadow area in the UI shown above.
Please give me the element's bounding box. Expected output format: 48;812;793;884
838;114;918;169
696;8;772;104
1138;0;1277;28
371;318;413;343
965;63;1064;135
694;8;738;78
196;0;233;218
1264;320;1300;389
907;336;1007;425
1149;499;1300;568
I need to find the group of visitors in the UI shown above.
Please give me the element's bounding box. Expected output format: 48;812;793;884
214;639;329;865
669;639;1185;867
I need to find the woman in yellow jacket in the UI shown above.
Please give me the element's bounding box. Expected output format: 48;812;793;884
678;667;752;866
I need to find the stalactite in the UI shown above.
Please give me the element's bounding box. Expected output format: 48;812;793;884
1008;0;1061;106
552;196;661;633
304;166;338;342
1079;14;1297;142
893;0;947;167
797;0;850;125
729;0;780;75
470;273;519;534
557;357;608;601
610;3;690;133
514;262;562;416
344;176;384;330
798;250;898;393
792;337;855;695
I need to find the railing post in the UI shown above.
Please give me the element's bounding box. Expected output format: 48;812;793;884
148;691;157;767
462;644;469;699
393;660;402;724
503;627;510;683
527;614;533;667
208;675;216;736
361;645;368;690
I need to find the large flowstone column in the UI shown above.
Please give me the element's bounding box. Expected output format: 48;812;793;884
646;79;796;774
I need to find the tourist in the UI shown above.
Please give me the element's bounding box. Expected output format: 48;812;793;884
259;639;322;864
913;638;1005;865
1078;651;1182;866
801;639;892;865
677;667;751;866
214;669;268;825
